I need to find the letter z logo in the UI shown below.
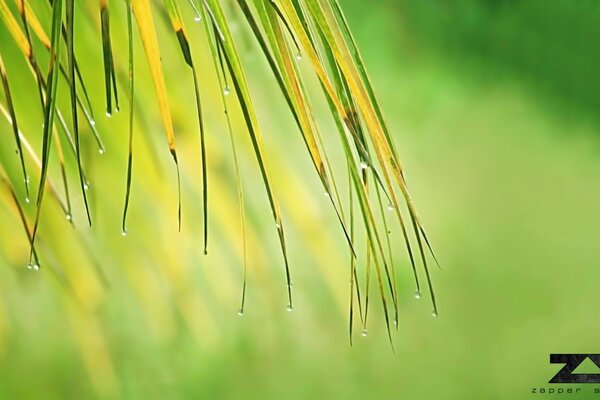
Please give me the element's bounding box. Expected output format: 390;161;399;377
549;354;600;383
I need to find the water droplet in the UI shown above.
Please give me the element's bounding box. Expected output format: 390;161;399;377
223;86;231;96
66;213;72;221
295;52;302;61
387;203;394;211
393;319;398;326
432;310;438;318
32;264;39;271
25;197;30;204
194;15;202;22
98;148;105;155
25;177;30;184
83;183;90;191
286;305;293;312
324;191;330;198
414;291;422;299
237;309;244;316
27;263;32;270
361;329;368;337
275;223;281;230
105;112;112;118
90;119;96;126
359;161;368;170
121;230;127;237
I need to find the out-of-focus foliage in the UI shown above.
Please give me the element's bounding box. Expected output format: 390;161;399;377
357;0;600;117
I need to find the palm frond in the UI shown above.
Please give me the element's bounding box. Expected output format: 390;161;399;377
0;0;439;348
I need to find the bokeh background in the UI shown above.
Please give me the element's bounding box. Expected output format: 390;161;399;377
0;0;599;398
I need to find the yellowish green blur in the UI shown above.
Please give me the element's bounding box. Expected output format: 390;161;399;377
0;1;598;399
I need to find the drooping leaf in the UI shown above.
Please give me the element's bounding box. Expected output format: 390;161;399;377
100;0;119;116
162;0;208;253
0;52;29;202
122;0;135;235
203;0;294;309
131;0;182;229
29;0;65;266
67;0;92;225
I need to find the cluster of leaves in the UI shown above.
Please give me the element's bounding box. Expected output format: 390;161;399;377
0;0;438;345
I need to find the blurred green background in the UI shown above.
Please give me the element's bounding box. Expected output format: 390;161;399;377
0;0;599;398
